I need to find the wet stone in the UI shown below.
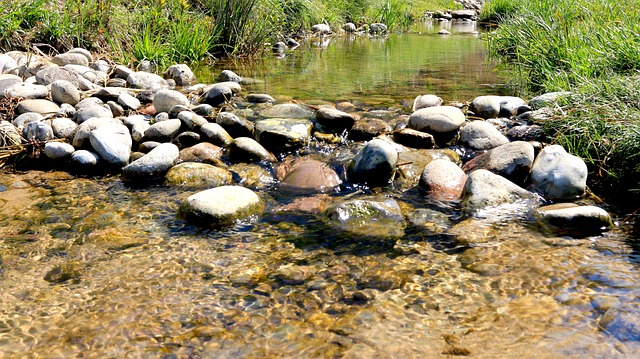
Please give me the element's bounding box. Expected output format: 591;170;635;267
229;163;276;189
179;185;265;227
260;103;315;119
172;131;200;149
178;142;224;165
228;137;277;163
327;195;406;238
407;208;452;235
200;122;233;147
254;118;313;153
275;156;341;193
122;143;179;181
165;162;233;189
392;128;435;149
537;203;612;234
349;118;392;141
216;112;254;138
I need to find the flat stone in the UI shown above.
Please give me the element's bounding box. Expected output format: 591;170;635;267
122;142;179;180
327;196;406;238
89;124;132;166
52;52;89;67
44;142;75;159
165;162;233;188
260;103;315;119
6;83;49;99
275;156;341;192
16;99;60;115
537;203;612;233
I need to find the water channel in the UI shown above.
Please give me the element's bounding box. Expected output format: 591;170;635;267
1;20;639;358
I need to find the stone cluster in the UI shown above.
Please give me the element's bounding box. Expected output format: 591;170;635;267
0;48;611;234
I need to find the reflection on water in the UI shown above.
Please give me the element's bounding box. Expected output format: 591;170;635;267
1;20;639;358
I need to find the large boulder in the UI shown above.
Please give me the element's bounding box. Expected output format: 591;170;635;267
459;120;509;150
462;141;535;185
275;156;341;192
347;138;398;187
122;142;179;180
179;185;265;226
165;162;233;188
462;169;535;214
530;144;588;200
326;196;405;238
419;159;467;201
254;118;313;152
89;123;132;166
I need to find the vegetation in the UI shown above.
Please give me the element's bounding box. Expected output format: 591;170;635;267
0;0;460;67
482;0;640;203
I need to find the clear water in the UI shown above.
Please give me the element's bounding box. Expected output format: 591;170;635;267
1;20;639;358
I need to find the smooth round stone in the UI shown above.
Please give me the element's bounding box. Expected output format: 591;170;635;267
462;169;535;214
459;120;509;150
23;121;54;141
107;101;124;117
408;106;466;133
228;137;277;163
407;208;453;235
537;203;612;233
0;54;18;73
51;80;81;106
0;76;22;95
275;156;341;192
143;118;182;142
171;131;200;148
202;82;240;106
462;141;535;185
347;138;398;187
412;94;443;111
528;91;572;109
131;121;151;143
165;64;196;86
218;70;242;83
246;94;275;104
419;159;467;201
153;89;189;113
200;122;233;147
35;67;80;86
75;97;104;110
67;48;93;63
71;149;100;166
118;92;141;110
126;71;169;90
89;124;132;166
327;196;406;238
122;142;179;180
74;105;113;124
530;144;588;200
52;52;89;67
178;111;208;129
315;107;356;132
51;117;78;140
44;142;75;159
216;111;254;138
349;118;392;141
138;141;161;153
260;103;315;119
179;142;224;164
471;95;526;119
165;162;233;188
179;185;265;226
6;83;49;99
392;128;436;149
13;112;44;129
254;118;313;152
72;117;123;148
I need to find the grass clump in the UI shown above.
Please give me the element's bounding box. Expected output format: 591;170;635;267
483;0;640;200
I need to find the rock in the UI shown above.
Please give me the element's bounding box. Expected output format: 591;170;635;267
343;23;357;32
74;105;113;124
599;304;640;342
407;208;453;235
0;122;22;147
260;103;315;119
65;64;103;84
218;70;242;83
275;156;341;192
165;162;233;188
165;64;196;86
279;194;333;213
312;24;331;34
369;23;388;34
52;52;89;67
138;141;161;153
23;121;54;141
35;67;81;86
122;142;179;180
13;112;43;129
75;97;104;110
438;29;451;35
506;124;544;141
228;137;277;163
246;94;276;104
230;163;276;189
51;80;81;106
168;105;191;119
179;185;265;226
192;104;216;117
6;83;49;99
16;99;60;115
349;118;392;141
286;38;300;48
89;124;132;166
153;89;190;113
216;112;254;138
44;142;75;159
118;92;141;110
178;142;224;164
202;82;239;106
470;95;526;119
126;71;169;90
72;117;123;148
51;117;78;140
272;41;287;55
347;138;398;187
0;76;22;94
462;141;535;184
537;203;612;234
395;148;460;190
530;144;587;200
71;149;100;167
0;54;18;73
451;9;477;20
172;131;200;148
327;196;405;238
528;91;572;110
412;94;443;111
419;159;467;201
67;48;93;63
130;121;151;143
143;118;182;142
459;120;510;150
408;106;466;133
315;107;356;132
462;169;535;214
254;118;313;152
392;128;436;149
200;122;234;147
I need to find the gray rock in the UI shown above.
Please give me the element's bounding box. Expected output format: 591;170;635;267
254;118;313;152
192;104;216;117
392;128;435;149
438;29;451;35
0;54;18;73
52;52;89;67
408;106;466;133
419;159;467;201
153;89;189;113
451;9;477;19
74;105;113;124
202;82;240;106
530;144;587;200
179;185;265;226
44;142;75;159
122;142;179;180
168;105;190;119
528;91;572;110
347;138;398;187
165;64;196;86
72;117;123;148
71;149;100;167
275;156;341;192
51;80;81;106
312;24;332;34
407;208;453;235
470;95;526;119
16;99;60;115
412;94;443;111
462;141;535;184
327;196;405;238
23;121;54;141
343;22;357;32
178;111;208;130
91;59;110;73
75;97;104;110
537;203;612;233
67;48;93;63
260;103;315;119
172;131;200;148
462;169;534;214
246;94;276;104
51;117;78;140
126;71;169;90
369;23;388;34
13;112;44;129
218;70;242;83
0;75;22;95
35;67;81;86
138;141;161;153
131;120;151;143
200;122;234;147
64;64;102;84
5;82;49;99
315;107;356;132
216;112;254;138
0;121;22;146
118;92;141;110
165;162;233;188
228;137;277;163
89;124;132;166
459;120;509;150
143;118;182;142
106;101;125;117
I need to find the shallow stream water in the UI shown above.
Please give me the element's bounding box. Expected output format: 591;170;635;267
1;20;640;358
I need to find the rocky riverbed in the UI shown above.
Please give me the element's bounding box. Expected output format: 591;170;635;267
1;30;639;357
